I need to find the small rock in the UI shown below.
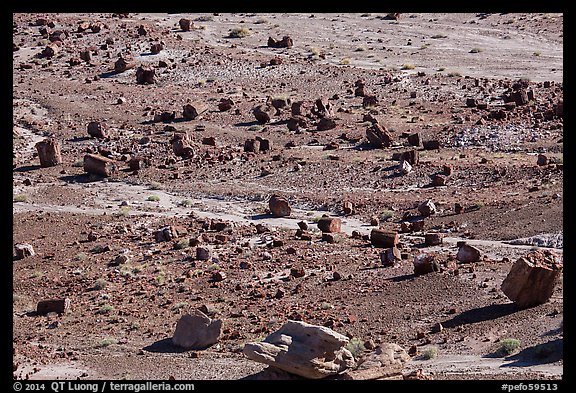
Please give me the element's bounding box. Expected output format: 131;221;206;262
417;200;437;216
269;195;291;217
14;243;35;259
456;243;481;263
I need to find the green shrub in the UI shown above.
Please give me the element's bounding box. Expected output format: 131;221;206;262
228;26;251;38
149;181;163;190
13;194;28;202
421;346;439;359
380;210;394;221
497;338;521;356
147;195;160;202
401;63;415;70
96;338;117;348
93;279;107;290
345;338;366;358
97;304;115;314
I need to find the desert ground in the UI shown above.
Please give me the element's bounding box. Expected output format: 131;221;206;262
12;12;563;382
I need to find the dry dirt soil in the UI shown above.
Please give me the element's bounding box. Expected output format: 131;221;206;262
12;12;563;382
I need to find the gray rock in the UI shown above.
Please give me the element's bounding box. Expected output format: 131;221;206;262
14;243;35;259
340;343;411;380
243;320;356;379
172;309;222;350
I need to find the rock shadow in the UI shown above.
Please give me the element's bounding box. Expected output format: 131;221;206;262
98;70;120;79
142;338;188;354
483;338;563;366
502;338;563;366
14;165;41;172
442;303;519;328
240;366;304;380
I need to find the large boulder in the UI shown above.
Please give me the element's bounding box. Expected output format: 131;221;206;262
243;320;356;379
501;250;563;309
172;309;222;350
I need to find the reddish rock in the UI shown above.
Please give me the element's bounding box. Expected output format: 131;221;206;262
136;65;155;84
35;138;62;167
87;121;109;139
424;233;443;246
268;36;293;48
322;233;336;243
244;139;261;153
422;140;440;150
343;201;354;215
312;98;333;118
317;217;341;233
401;149;419;166
83;154;117;177
413;254;440;275
537;154;549;166
501;250;563;309
418;200;437;216
137;25;149;36
287;116;308;131
362;95;378;108
366;123;392;148
253;105;275;124
128;156;149;170
155;226;179;242
456;243;481;263
370;229;398;248
114;56;135;73
291;101;309;116
255;136;272;152
183;102;205;120
407;133;421;147
37;298;70;315
411;220;425;232
179;18;193;31
380;247;401;267
150;42;164;54
269;195;291;217
290;266;305;278
171;132;195;158
80;49;92;63
218;98;234;111
317;117;336;131
430;174;447;187
41;43;60;58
